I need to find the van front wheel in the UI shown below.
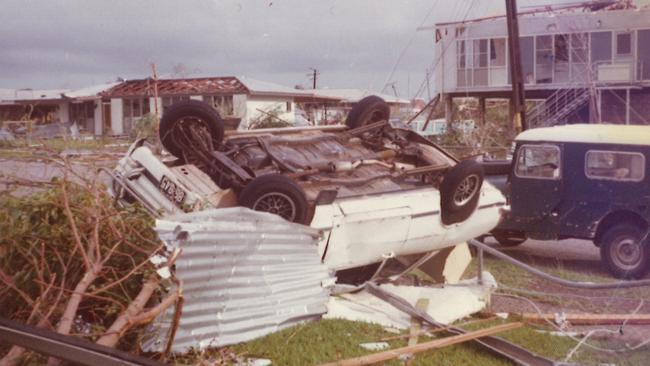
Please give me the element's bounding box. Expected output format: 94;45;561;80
600;224;649;279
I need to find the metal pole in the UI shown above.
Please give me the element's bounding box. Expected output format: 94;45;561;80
477;247;484;286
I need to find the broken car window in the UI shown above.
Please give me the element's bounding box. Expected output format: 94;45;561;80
515;144;561;179
585;150;645;182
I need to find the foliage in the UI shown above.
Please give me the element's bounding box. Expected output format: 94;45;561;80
131;113;159;141
431;98;513;159
0;181;159;355
248;106;291;129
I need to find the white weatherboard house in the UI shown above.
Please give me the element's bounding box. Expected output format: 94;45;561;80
432;5;650;126
0;83;118;135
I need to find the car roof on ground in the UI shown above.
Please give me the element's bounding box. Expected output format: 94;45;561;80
516;124;650;146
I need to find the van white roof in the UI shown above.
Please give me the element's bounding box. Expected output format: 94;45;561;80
516;124;650;146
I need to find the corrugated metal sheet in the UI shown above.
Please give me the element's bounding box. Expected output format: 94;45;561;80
141;208;333;353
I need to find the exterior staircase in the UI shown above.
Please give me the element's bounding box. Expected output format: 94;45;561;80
526;87;591;128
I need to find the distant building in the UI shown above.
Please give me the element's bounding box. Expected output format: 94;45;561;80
301;89;411;125
0;77;412;136
410;118;474;137
432;5;650;126
100;76;336;134
0;84;118;135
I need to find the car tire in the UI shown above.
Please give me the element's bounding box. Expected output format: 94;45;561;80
159;100;225;159
600;224;649;279
345;95;390;129
440;160;484;225
493;231;527;247
238;174;309;224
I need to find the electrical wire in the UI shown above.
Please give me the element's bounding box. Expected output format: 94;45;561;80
381;0;441;94
494;291;650;357
412;0;481;100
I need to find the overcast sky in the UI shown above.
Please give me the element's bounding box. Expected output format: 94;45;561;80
0;0;571;98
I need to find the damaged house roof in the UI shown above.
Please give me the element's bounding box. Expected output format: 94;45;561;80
62;82;122;101
102;76;249;98
101;75;339;101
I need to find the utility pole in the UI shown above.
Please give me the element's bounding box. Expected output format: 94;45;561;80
308;68;319;89
505;0;527;132
150;63;159;117
389;82;399;98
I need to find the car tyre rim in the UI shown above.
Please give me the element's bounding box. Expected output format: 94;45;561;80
453;174;480;206
253;192;297;222
610;236;642;270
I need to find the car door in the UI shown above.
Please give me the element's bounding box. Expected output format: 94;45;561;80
508;143;563;237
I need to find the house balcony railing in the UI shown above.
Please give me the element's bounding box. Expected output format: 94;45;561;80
451;60;648;93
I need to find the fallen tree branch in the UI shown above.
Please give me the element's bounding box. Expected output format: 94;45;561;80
96;276;162;348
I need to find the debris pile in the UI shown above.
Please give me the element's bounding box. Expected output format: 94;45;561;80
142;208;334;353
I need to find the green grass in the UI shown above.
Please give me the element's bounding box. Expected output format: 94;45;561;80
230;319;517;366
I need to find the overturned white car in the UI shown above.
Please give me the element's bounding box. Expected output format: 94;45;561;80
110;96;506;277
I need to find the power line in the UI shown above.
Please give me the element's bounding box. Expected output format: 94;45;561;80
381;0;441;95
413;0;480;99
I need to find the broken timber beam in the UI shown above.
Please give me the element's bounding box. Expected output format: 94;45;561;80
318;322;523;366
520;313;650;326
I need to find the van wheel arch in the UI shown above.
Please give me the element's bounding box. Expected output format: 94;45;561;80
594;211;648;247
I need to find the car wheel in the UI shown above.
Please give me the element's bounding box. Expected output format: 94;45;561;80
440;160;484;225
238;174;309;224
600;224;649;279
159;100;225;160
345;95;390;129
493;231;527;247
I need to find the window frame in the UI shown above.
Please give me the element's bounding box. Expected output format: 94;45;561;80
584;149;645;182
615;31;633;57
514;144;562;180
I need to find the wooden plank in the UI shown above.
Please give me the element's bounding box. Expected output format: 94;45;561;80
380;316;498;342
520;313;650;325
407;299;429;347
317;322;523;366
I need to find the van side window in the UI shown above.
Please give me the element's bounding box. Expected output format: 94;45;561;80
515;144;561;179
585;150;645;182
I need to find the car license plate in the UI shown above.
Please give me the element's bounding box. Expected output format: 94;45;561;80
159;175;186;206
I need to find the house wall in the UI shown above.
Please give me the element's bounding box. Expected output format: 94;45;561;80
149;97;162;117
240;95;295;130
56;101;69;123
94;100;103;135
110;98;123;135
233;94;247;118
435;8;650;94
